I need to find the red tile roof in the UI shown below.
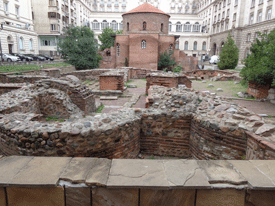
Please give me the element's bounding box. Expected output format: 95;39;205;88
123;3;170;17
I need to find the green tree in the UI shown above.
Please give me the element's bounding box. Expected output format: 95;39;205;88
98;28;123;51
57;25;101;70
217;32;239;70
240;30;275;86
158;51;177;70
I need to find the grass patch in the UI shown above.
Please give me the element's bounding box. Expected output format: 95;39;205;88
149;156;155;159
268;115;273;118
46;116;64;122
141;78;147;81
96;104;104;113
0;63;71;73
83;79;92;84
125;79;133;88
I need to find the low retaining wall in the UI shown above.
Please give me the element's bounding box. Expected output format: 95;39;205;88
146;73;192;94
187;70;234;80
0;156;275;206
0;84;25;95
247;81;271;99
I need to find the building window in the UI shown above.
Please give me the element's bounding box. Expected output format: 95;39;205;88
19;37;24;50
246;48;250;57
267;8;272;20
101;20;109;30
184;41;188;50
41;38;56;46
111;20;118;31
259;0;263;4
255;32;259;40
92;20;100;30
29;39;33;50
169;44;173;51
183;22;191;32
141;40;146;49
48;12;57;18
227;9;230;17
143;21;146;30
193;41;197;50
251;0;255;7
176;22;182;32
247;33;251;41
193;22;200;32
4;2;8;11
233;13;237;21
169;22;172;32
250;13;254;25
202;42;206;51
127;22;129;31
258;10;262;22
119;21;123;30
161;23;163;32
117;43;120;56
223;0;226;7
51;24;56;31
234;0;238;6
15;6;19;15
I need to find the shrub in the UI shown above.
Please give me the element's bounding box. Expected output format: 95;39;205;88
158;51;177;70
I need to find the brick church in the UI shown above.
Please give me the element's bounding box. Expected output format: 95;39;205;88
99;3;197;71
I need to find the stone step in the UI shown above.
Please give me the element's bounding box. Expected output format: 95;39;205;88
100;96;118;100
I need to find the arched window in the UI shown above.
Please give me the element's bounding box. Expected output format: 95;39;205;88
7;36;12;41
19;37;24;50
101;20;109;30
184;22;191;32
143;21;147;30
141;40;146;49
161;23;163;32
193;22;200;32
202;41;206;51
106;50;111;56
92;20;100;30
193;41;197;50
169;44;173;51
184;41;188;50
176;22;182;32
111;20;118;31
117;43;120;56
127;22;129;31
29;39;33;50
169;22;172;32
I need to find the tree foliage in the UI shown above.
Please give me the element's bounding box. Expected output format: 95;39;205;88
98;28;123;51
240;29;275;86
57;25;101;70
217;32;239;70
158;51;177;70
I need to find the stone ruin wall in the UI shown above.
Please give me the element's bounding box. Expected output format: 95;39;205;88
1;85;275;160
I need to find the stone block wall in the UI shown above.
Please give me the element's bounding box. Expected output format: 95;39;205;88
247;81;271;99
187;70;234;80
267;88;275;103
140;113;191;158
146;73;192;94
62;69;113;81
99;75;124;91
0;84;24;95
1;156;275;206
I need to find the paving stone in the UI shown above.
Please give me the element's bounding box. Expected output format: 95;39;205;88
10;157;71;187
7;187;65;206
60;157;98;184
196;189;245;206
249;160;275;184
163;160;210;189
197;160;247;185
85;158;112;186
66;187;90;206
228;160;275;189
92;188;138;206
140;189;195;206
100;96;118;100
0;156;33;186
245;190;275;206
107;159;169;188
0;188;5;206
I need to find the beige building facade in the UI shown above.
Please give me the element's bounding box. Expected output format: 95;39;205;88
0;0;38;55
32;0;92;56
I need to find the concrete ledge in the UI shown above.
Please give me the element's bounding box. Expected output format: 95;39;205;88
0;157;275;205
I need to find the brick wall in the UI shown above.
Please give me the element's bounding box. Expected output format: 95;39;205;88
99;75;124;91
98;47;116;69
187;70;234;79
247;81;271;99
146;74;192;94
140;114;191;158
